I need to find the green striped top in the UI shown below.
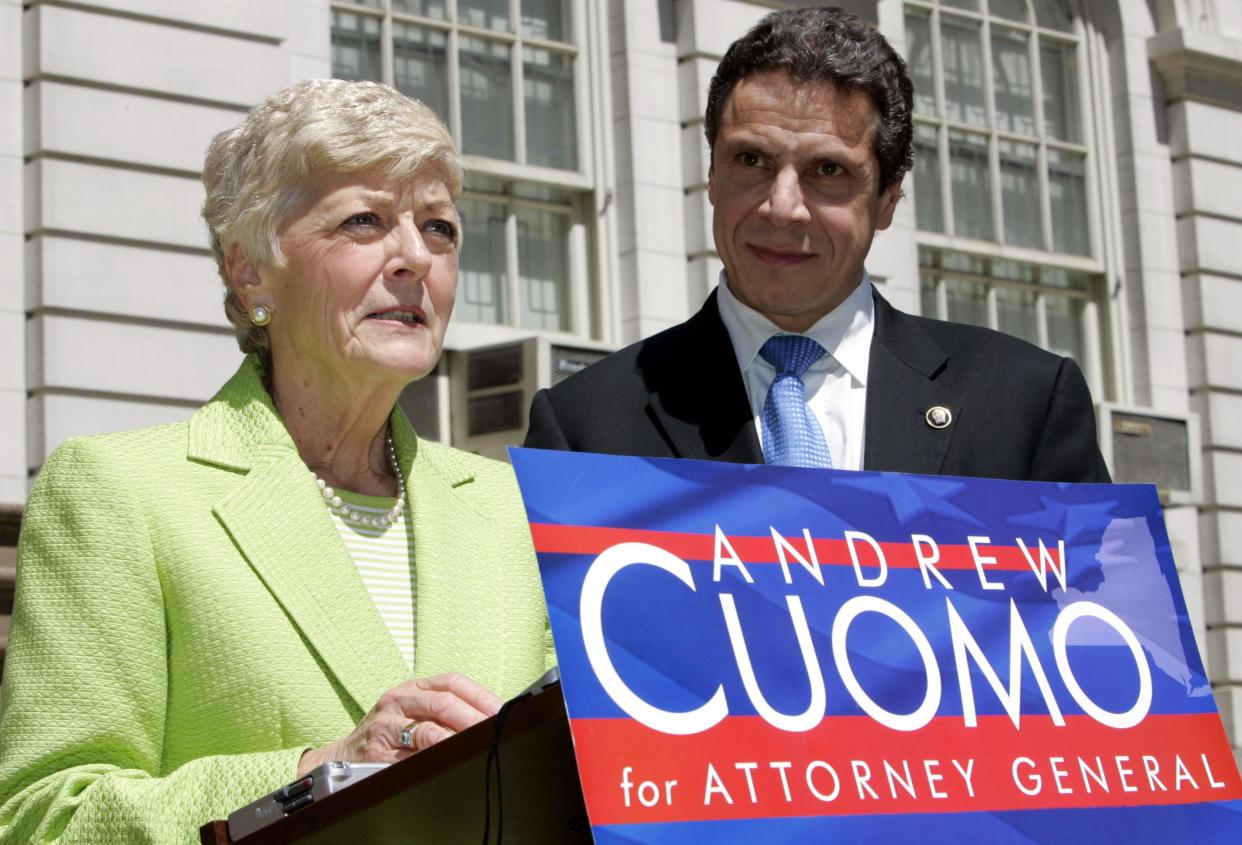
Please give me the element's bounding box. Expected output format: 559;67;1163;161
327;490;416;671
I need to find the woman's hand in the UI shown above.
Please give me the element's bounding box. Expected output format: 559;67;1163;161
297;672;503;777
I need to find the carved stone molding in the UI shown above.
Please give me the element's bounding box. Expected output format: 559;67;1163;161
1149;26;1242;108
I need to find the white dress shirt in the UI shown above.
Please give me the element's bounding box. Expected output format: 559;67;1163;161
716;271;874;471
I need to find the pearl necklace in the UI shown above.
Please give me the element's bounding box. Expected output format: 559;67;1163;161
312;433;405;528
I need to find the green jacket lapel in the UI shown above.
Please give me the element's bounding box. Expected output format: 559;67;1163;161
189;358;410;718
390;412;506;681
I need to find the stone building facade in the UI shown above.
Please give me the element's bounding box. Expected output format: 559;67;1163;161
1;0;1240;765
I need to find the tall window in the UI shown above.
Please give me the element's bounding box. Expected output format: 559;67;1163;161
456;176;576;331
906;0;1088;254
918;247;1094;363
331;0;587;333
905;0;1105;393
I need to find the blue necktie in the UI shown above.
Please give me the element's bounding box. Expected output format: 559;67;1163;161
759;335;832;468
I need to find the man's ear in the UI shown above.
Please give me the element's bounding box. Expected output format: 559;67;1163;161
875;178;903;231
224;242;263;302
707;162;716;207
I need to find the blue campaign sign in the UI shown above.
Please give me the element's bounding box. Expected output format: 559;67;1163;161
509;447;1242;844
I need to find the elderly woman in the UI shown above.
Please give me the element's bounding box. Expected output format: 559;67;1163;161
0;79;551;842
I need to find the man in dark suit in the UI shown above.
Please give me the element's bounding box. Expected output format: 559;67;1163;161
525;6;1109;484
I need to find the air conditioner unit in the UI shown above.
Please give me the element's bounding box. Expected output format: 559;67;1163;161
1096;404;1201;506
449;337;612;460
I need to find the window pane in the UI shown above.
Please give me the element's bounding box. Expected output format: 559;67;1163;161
460;36;515;160
941;0;980;11
524;48;577;170
941;17;988;127
393;23;449;121
922;249;1092;361
992;28;1036;135
468;173;508;194
1039;266;1088;290
945;280;988;327
392;0;447;19
458;0;511;32
1033;0;1074;32
996;286;1038;344
1041;42;1081;142
949;131;993;240
517;207;570;331
991;257;1038;283
939;250;988;275
1045;295;1084;360
522;0;569;41
331;11;381;82
914;124;944;232
457;198;509;324
1048;148;1089;254
988;0;1029;23
513;183;568;202
906;11;937;117
999;140;1040;248
920;273;941;318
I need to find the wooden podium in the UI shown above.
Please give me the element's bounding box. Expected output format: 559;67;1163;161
199;682;589;844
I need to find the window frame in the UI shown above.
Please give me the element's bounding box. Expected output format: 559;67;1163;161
904;0;1112;401
332;0;590;184
918;245;1106;397
330;0;597;337
905;0;1100;261
456;182;590;335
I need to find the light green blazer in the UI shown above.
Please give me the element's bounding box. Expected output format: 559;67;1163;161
0;357;553;844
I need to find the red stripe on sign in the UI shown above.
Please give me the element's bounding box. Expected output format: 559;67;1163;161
529;523;1049;572
569;712;1242;826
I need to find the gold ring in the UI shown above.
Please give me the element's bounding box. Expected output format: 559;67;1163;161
398;721;418;750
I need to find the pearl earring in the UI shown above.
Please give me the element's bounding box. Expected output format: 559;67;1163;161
249;304;271;326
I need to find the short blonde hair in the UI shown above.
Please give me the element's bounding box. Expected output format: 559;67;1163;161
202;78;462;363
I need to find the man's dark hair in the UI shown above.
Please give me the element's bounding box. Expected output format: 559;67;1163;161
704;6;914;192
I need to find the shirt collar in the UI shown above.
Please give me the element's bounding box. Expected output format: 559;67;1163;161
716;270;874;386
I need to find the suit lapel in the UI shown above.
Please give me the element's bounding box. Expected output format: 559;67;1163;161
190;359;410;718
390;415;511;682
864;293;961;474
643;292;763;463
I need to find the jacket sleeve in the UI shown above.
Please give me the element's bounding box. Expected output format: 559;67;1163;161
0;438;305;844
1028;355;1112;484
523;388;571;451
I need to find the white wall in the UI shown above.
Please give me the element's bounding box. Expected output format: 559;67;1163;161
1154;0;1242;761
610;0;694;341
17;0;329;484
0;0;26;505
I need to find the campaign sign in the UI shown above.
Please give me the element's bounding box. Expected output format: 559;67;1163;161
509;447;1242;844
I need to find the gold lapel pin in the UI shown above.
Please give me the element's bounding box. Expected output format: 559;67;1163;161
925;406;953;430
